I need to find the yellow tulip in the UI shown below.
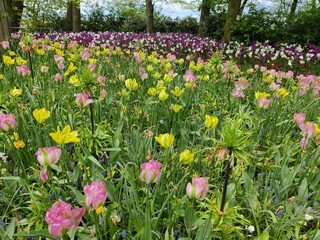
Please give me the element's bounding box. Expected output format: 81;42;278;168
147;87;158;96
158;91;169;101
125;78;139;91
179;150;194;164
277;88;289;97
205;115;219;129
36;49;45;55
49;125;80;144
69;74;80;86
170;86;184;97
3;55;15;65
255;91;270;100
170;104;183;113
14;140;25;149
155;133;174;148
10;87;22;97
0;74;4;80
16;56;27;66
33;108;50;124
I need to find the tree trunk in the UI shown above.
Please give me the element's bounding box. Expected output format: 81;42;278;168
72;2;81;32
66;0;73;31
0;0;11;41
10;0;24;32
223;0;241;40
146;0;154;33
198;0;210;35
239;0;248;16
289;0;298;16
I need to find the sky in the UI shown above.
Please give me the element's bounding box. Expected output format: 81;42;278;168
83;0;274;19
155;0;274;19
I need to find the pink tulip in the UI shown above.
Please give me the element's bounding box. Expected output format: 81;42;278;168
54;73;63;82
45;200;86;238
40;66;49;73
40;167;49;181
88;63;96;71
84;181;108;209
81;50;90;61
183;70;198;83
232;90;245;98
299;122;316;150
0;113;17;131
186;177;209;200
97;75;106;84
140;160;163;184
0;41;10;49
35;147;62;166
76;93;94;107
54;54;64;63
16;65;30;77
293;113;306;128
99;89;107;101
258;98;271;109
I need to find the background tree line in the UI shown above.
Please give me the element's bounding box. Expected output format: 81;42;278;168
0;0;320;44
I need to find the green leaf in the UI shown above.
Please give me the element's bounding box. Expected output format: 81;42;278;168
6;218;16;239
14;229;56;239
298;178;308;201
106;183;116;202
87;155;105;171
242;172;253;191
259;230;269;240
184;206;197;233
66;186;85;205
195;216;212;240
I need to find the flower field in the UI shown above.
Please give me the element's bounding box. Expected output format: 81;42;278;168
0;32;320;239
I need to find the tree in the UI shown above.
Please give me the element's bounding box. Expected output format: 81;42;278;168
223;0;241;40
0;0;11;40
5;0;24;32
146;0;154;33
72;1;81;32
198;0;211;35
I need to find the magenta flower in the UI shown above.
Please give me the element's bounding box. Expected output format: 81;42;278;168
0;113;17;131
140;160;163;184
35;147;62;166
76;93;94;108
45;200;86;238
84;181;108;209
258;98;271;109
186;176;209;200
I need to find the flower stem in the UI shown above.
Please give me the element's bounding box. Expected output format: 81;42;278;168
220;152;233;213
89;104;95;135
27;51;35;81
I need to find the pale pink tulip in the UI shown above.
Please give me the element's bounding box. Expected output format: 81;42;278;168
140;160;163;184
84;181;108;209
45;200;86;237
186;177;209;200
0;113;17;131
